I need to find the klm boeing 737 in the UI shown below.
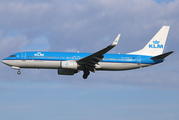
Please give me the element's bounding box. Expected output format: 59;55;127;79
2;26;174;79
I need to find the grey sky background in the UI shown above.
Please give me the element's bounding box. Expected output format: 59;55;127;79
0;0;179;120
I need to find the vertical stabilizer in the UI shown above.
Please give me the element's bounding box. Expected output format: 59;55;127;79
128;26;170;56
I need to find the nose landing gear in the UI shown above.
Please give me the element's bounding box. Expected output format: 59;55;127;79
11;66;21;75
17;70;21;75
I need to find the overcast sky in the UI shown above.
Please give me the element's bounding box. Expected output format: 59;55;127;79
0;0;179;120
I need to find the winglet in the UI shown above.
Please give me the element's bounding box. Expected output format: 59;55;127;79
111;34;121;46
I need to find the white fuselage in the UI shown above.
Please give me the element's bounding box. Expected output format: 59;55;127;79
2;59;151;71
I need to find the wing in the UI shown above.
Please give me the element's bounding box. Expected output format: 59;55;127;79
77;34;121;71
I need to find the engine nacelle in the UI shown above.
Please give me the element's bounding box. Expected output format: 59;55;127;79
58;69;78;75
60;60;78;70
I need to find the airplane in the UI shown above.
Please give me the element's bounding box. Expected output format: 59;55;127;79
2;26;174;79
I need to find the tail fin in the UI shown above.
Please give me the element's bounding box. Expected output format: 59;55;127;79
128;26;170;56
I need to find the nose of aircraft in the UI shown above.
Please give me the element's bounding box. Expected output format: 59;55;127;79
2;60;8;65
2;60;5;64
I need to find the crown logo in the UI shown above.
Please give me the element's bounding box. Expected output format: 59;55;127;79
153;40;160;44
65;62;70;66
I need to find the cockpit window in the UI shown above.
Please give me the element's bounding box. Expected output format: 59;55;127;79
9;55;16;57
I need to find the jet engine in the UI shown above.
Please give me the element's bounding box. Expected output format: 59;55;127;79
58;60;78;75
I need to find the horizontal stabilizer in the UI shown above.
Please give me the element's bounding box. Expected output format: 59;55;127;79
151;51;174;60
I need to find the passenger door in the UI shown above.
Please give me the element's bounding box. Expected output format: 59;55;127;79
137;56;141;65
21;53;26;61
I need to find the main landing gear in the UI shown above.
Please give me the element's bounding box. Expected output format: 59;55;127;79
83;67;90;79
17;70;21;75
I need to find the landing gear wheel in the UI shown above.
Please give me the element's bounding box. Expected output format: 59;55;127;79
86;70;90;76
83;74;88;79
17;70;21;75
83;67;90;79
